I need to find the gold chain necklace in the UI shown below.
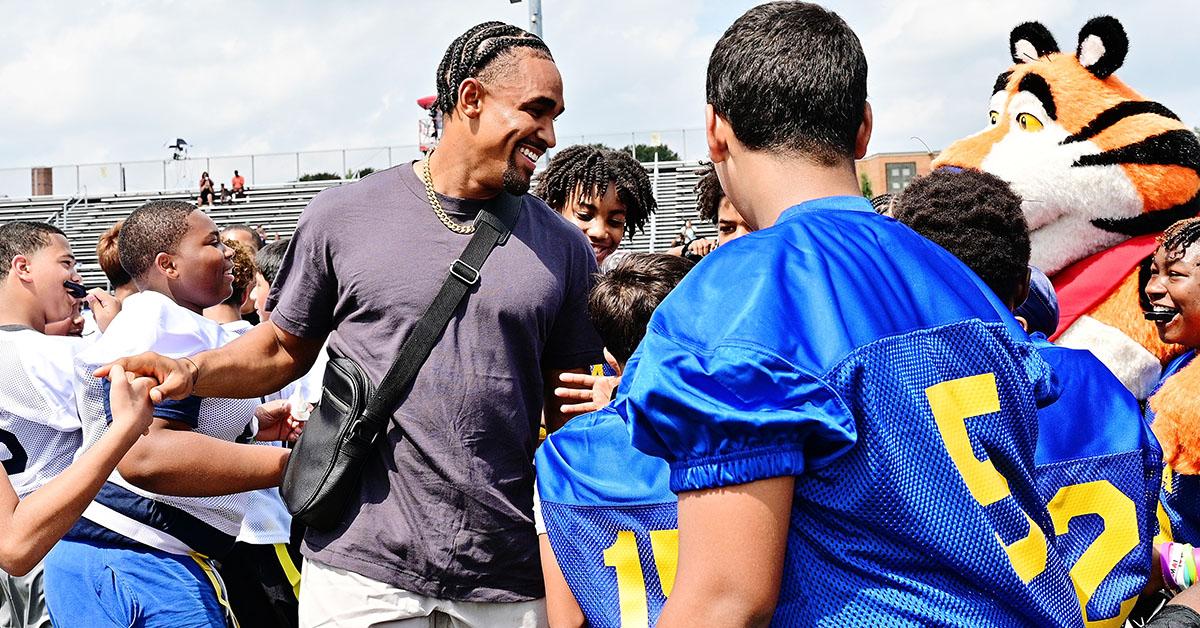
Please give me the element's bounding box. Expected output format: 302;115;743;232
421;157;474;235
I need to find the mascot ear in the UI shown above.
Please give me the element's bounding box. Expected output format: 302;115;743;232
1010;22;1059;63
1076;16;1128;79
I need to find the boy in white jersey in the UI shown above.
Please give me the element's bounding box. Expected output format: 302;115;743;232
43;202;302;627
204;238;304;628
0;221;156;627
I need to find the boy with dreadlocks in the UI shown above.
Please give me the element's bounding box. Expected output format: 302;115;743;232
1145;219;1200;561
535;144;655;266
102;20;602;627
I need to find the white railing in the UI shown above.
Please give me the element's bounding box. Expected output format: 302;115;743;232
0;128;707;200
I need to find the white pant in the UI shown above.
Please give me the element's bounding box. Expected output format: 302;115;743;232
298;560;547;628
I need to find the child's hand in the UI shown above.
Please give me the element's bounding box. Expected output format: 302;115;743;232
107;364;155;436
555;372;620;417
254;399;305;443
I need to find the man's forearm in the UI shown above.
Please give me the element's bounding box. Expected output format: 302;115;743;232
118;427;289;496
191;321;321;399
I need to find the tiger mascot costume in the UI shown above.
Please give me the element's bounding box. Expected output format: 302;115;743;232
934;16;1200;471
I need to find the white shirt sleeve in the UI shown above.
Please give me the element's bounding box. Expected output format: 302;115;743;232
532;482;546;535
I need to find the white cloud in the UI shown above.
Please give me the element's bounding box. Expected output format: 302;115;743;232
0;0;1197;197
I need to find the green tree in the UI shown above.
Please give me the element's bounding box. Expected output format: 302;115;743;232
623;144;681;162
860;173;874;198
298;172;340;182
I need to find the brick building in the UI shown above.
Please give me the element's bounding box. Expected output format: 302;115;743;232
854;150;938;198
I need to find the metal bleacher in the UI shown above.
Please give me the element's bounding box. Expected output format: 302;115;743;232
0;160;714;288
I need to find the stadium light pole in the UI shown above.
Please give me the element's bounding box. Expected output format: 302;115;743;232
508;0;542;39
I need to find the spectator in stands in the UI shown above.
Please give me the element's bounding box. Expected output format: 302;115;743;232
105;21;602;627
534;144;656;265
232;170;246;199
222;223;265;253
198;172;215;207
219;183;232;205
695;163;751;246
535;253;693;627
251;239;289;322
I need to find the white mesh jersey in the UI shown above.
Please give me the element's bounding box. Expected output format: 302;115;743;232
71;292;258;558
221;320;294;545
0;328;84;498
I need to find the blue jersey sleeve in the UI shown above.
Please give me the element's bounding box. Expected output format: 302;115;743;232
618;329;855;493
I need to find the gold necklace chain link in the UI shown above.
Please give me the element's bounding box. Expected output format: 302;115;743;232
421;156;474;235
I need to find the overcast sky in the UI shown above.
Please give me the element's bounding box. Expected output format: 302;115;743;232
1;1;1197;183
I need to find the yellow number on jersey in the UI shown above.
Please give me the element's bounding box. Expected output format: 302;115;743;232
602;529;679;627
927;373;1047;583
1048;481;1139;628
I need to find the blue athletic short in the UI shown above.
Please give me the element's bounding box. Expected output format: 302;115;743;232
43;538;225;627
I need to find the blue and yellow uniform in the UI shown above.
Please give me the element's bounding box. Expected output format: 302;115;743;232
536;406;674;627
1148;351;1200;546
1032;335;1162;626
617;195;1082;626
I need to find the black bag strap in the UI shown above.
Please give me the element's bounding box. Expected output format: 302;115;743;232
344;192;522;448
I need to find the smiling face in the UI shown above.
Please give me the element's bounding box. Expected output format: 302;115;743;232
1146;242;1200;348
560;184;627;263
473;50;562;195
24;233;81;325
167;211;234;313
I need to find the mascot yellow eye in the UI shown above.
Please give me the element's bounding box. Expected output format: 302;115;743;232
1017;112;1044;132
989;111;999;125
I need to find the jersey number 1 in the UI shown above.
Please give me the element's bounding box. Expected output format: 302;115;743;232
602;529;678;627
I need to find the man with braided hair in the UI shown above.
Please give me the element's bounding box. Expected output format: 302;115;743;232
100;20;602;627
535;144;656;265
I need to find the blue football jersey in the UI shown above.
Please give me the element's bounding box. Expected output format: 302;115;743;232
1147;351;1200;546
617;196;1083;626
537;407;675;628
1032;336;1161;626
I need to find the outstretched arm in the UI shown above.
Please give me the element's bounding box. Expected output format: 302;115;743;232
95;320;325;402
656;476;795;628
0;366;155;576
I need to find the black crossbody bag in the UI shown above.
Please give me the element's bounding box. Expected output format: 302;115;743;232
280;193;522;531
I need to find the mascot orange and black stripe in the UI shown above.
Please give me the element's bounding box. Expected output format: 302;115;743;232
935;16;1200;412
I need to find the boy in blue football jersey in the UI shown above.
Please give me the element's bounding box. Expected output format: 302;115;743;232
536;253;693;628
616;3;1085;625
894;168;1163;627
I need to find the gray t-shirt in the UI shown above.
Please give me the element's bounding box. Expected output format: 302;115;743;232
267;163;603;602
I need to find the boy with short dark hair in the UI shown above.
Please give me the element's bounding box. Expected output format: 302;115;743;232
895;168;1162;627
43;201;302;627
0;221;156;627
618;2;1080;624
535;253;692;628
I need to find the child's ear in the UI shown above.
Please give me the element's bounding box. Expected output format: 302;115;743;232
604;348;622;376
154;252;177;279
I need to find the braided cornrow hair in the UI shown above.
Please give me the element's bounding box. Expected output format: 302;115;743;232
434;21;553;114
1159;217;1200;262
535;145;657;238
694;164;724;224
